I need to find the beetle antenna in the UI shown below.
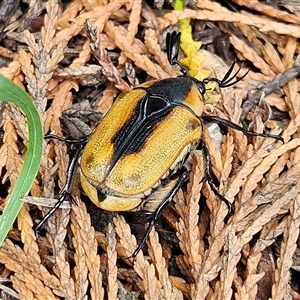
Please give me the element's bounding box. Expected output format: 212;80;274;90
220;59;238;83
166;31;187;75
203;60;249;88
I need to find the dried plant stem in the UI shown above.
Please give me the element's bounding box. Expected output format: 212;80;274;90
241;56;300;119
214;228;238;300
85;19;131;92
230;35;275;77
105;21;170;79
238;165;300;245
148;229;183;300
17;205;39;260
0;239;64;296
175;153;203;277
272;194;300;299
144;29;177;77
106;223;118;300
233;0;300;24
52;210;75;299
238;253;264;300
0;112;22;186
12;272;57;299
71;200;104;300
44;80;78;134
118;0;142;65
64;0;129;68
161;9;300;38
0;59;22;80
114;216;163;299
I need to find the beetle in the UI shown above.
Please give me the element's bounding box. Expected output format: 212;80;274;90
37;32;283;256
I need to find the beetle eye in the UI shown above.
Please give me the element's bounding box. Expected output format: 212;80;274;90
195;81;206;95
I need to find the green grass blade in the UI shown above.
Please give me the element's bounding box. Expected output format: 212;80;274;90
0;74;43;246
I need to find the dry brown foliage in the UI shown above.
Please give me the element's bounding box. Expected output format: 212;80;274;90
0;0;300;299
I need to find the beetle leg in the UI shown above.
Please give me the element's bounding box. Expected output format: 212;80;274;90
200;141;233;216
202;115;283;142
44;134;90;144
131;170;188;258
35;142;85;235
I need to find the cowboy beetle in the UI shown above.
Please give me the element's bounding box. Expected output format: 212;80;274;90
37;32;282;255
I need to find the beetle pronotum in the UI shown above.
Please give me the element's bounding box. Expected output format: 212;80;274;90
37;31;283;256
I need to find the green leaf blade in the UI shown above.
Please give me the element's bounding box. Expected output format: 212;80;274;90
0;74;43;246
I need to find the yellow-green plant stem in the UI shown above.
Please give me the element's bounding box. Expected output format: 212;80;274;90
0;74;43;246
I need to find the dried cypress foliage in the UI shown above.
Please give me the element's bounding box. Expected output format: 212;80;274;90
1;0;300;299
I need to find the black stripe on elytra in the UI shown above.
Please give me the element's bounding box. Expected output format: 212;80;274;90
106;77;194;177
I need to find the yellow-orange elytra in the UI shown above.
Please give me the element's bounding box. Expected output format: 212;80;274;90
79;77;205;212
